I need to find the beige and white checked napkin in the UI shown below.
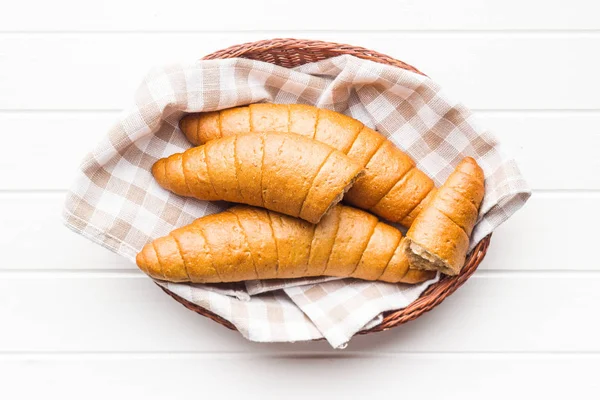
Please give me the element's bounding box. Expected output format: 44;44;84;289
63;55;530;348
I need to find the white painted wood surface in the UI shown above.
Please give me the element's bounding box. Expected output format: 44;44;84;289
2;1;599;398
1;0;598;31
2;34;600;110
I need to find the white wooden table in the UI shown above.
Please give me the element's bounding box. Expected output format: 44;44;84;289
2;1;599;398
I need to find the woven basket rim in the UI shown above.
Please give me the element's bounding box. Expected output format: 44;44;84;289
160;37;492;337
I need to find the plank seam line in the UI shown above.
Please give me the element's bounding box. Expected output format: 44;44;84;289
3;30;600;34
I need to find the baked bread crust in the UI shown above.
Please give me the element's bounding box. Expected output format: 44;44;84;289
153;132;363;224
137;205;435;284
179;104;435;227
404;157;485;276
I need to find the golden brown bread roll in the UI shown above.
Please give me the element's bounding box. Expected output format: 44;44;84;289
403;157;485;276
137;205;435;284
152;132;363;224
179;104;435;228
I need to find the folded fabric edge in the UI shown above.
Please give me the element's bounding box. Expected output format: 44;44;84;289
154;280;327;344
471;188;532;251
244;276;342;296
284;274;440;349
62;205;138;263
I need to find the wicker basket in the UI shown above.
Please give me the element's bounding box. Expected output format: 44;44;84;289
160;38;493;335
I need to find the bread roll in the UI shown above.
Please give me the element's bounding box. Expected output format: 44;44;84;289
152;132;363;224
179;104;435;228
403;157;485;276
137;205;435;284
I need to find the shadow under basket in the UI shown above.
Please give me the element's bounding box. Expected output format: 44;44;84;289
159;38;493;336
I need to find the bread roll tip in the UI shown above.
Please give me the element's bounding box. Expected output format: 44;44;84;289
135;249;146;272
151;158;165;178
457;156;484;180
136;243;163;280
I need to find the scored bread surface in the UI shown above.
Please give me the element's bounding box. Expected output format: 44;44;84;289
136;205;435;284
179;104;435;227
153;132;363;224
404;157;485;276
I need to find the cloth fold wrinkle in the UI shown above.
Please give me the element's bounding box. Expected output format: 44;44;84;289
63;55;530;349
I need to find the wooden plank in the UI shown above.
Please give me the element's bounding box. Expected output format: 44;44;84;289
1;273;599;352
0;193;132;270
1;0;598;31
1;34;599;110
481;193;600;271
1;354;598;399
1;192;596;271
2;111;599;190
478;111;600;190
0;112;113;190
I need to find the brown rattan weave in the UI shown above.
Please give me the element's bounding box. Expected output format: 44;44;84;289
160;38;492;336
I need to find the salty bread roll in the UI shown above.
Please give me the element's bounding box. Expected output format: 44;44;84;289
152;132;363;224
179;104;435;228
403;157;485;276
136;205;435;284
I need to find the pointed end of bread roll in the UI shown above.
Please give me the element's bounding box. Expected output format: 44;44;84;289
377;238;436;283
151;158;169;190
151;154;192;197
378;242;410;283
135;249;148;274
458;156;485;182
136;243;164;280
179;114;199;145
399;267;437;284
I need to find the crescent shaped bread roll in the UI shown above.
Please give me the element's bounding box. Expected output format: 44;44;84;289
179;104;435;228
136;205;435;284
403;157;485;276
152;132;363;224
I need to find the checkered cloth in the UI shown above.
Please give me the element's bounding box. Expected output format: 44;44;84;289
63;55;530;348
